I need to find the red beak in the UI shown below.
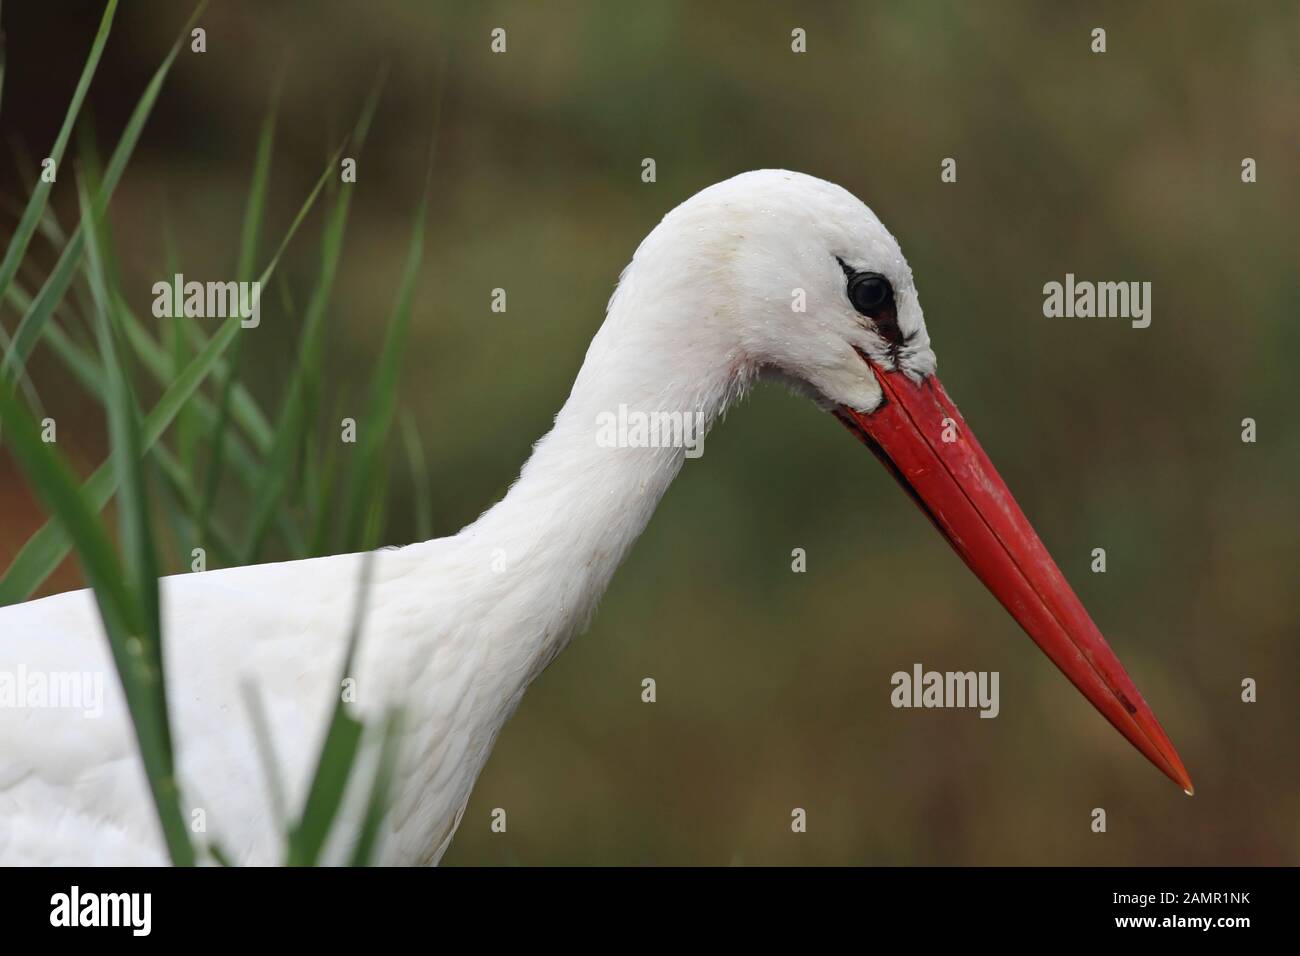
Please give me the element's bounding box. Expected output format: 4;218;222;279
837;363;1192;794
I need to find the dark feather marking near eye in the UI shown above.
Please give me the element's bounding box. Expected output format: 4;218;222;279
835;256;903;356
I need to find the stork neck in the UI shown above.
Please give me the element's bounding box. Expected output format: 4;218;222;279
460;302;746;686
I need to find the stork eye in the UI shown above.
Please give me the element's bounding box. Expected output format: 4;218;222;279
835;257;901;344
847;272;892;316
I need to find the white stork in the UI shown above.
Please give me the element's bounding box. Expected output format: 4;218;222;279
0;170;1191;865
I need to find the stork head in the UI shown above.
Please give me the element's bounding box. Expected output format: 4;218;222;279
632;170;1192;793
635;169;932;412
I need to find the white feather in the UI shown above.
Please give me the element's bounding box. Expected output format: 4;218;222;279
0;170;934;864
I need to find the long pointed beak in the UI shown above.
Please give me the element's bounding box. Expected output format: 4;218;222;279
837;363;1192;794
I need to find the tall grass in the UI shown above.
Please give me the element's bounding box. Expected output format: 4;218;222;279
0;2;434;864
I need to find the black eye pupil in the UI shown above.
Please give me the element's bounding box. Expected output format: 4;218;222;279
848;273;890;314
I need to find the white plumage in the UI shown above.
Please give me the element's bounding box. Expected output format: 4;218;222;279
0;170;1007;863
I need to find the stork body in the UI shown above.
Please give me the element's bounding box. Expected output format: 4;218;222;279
0;171;1190;865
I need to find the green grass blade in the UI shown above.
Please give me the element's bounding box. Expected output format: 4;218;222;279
207;844;235;867
150;445;239;567
2;0;206;381
285;704;364;866
308;418;342;554
4;233;85;377
159;214;200;478
349;65;387;154
341;187;428;548
240;681;288;831
0;0;117;316
0;379;194;865
76;174;195;863
40;316;264;495
0;387;135;625
348;710;403;866
0;299;42;414
360;479;389;552
77;174;162;643
35;306;302;567
241;188;353;563
119;297;273;452
1;57;345;595
235;85;280;284
400;411;432;541
0;313;241;605
200;89;280;542
285;553;374;866
148;138;347;456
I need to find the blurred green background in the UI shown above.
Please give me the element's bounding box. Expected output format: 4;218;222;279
1;1;1296;864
